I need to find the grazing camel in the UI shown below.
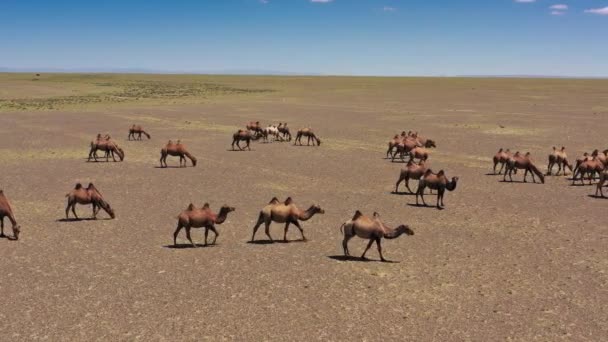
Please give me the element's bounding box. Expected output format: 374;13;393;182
88;135;125;162
595;170;608;197
572;157;605;185
173;203;235;247
128;124;151;140
547;146;572;176
278;123;292;141
0;190;20;240
391;136;421;162
395;160;429;193
250;197;325;242
65;183;115;220
503;152;545;184
160;140;197;168
416;169;459;209
493;148;512;175
231;130;258;150
294;128;321;146
340;211;414;261
261;125;283;143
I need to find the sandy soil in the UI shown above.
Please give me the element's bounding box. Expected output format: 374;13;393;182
1;75;608;341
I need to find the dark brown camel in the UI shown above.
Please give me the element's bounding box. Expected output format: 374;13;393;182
294;128;321;146
173;203;236;247
416;169;459;209
504;152;545;184
0;190;20;240
128;124;151;140
231;130;258;150
160;140;197;168
278;123;292;141
572;156;605;185
65;183;115;220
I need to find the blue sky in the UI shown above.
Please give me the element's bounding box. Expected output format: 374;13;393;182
1;0;607;76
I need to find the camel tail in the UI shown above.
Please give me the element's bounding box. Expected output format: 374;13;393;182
339;223;345;234
530;164;545;184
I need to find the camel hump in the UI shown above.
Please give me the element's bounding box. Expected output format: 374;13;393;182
437;170;445;176
186;203;195;211
284;197;293;205
202;202;210;209
87;182;95;189
268;197;279;204
75;183;83;189
424;169;433;176
373;211;380;218
352;210;363;221
498;148;503;152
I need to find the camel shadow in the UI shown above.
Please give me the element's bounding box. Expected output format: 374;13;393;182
588;195;608;200
327;255;399;263
163;243;217;249
569;183;593;187
390;191;416;196
247;239;307;245
407;203;444;210
499;180;543;184
485;172;502;176
57;217;113;222
153;166;189;169
227;149;254;152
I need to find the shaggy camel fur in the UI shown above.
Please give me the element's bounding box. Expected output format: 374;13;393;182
395;160;429;193
386;132;409;158
504;152;545;184
251;197;325;242
231;130;258;150
416;169;459;209
493;148;512;175
391;136;421;162
294;128;321;146
547;146;572;176
409;146;429;162
278;123;292;141
572;157;605;185
173;203;235;247
595;170;608;197
340;211;414;261
160;140;197;168
0;190;20;240
88;135;125;162
128;124;151;140
65;183;115;220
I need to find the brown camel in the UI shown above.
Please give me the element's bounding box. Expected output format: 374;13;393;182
278;123;292;141
173;203;235;247
395;160;429;193
340;211;414;261
88;134;125;162
573;152;591;175
386;132;408;158
503;152;545;184
572;156;605;185
65;183;115;220
250;197;325;242
547;146;572;176
409;146;429;162
391;136;421;162
0;190;20;240
128;124;151;140
412;133;437;148
595;170;608;197
246;121;264;137
231;130;258;150
160;140;197;168
493;148;512;174
294;128;321;146
416;169;459;209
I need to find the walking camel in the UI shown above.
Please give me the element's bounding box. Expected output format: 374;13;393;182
160;140;197;168
340;211;414;262
416;169;459;209
250;197;325;242
231;130;258;150
503;152;545;184
65;183;115;220
173;203;235;247
391;136;421;162
547;146;572;176
572;156;605;185
128;124;151;140
395;160;429;193
0;190;20;240
294;128;321;146
246;121;264;138
493;148;512;174
595;170;608;197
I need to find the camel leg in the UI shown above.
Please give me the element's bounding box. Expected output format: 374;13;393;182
439;188;446;208
395;175;405;193
376;238;386;262
405;178;413;194
92;203;98;219
497;162;504;175
173;223;184;246
342;233;353;256
0;218;5;237
250;213;264;242
65;201;72;219
292;220;306;241
307;136;311;146
417;188;427;206
71;203;78;220
283;221;291;242
493;161;499;174
246;140;251;151
264;220;273;242
208;225;219;245
361;239;374;260
204;227;209;246
530;168;536;183
236;140;243;151
185;227;196;247
523;169;529;182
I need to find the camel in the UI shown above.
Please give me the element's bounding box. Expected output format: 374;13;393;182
261;125;283;143
278;123;292;141
411;133;437;148
231;130;258;150
160;140;197;168
294;128;321;146
391;136;421;162
395;160;429;193
250;197;325;242
493;148;512;174
547;146;572;176
386;134;403;158
416;169;459;209
88;134;125;162
572;156;605;185
595;170;608;197
0;190;20;240
173;203;235;247
246;121;264;138
340;211;414;261
593;149;608;166
573;152;591;176
409;146;429;162
65;183;115;220
128;124;151;140
503;152;545;184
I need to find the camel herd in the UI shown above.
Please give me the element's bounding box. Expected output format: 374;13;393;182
232;122;320;150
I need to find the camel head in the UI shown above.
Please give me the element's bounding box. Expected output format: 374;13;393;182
425;140;436;148
311;204;325;215
107;207;116;219
592;149;599;156
396;224;415;236
220;205;236;212
12;225;21;240
316;137;322;146
447;177;459;191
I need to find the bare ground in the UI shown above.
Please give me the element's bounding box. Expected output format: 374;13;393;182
1;75;608;341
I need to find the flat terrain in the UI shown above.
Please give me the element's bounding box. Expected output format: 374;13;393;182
1;73;608;341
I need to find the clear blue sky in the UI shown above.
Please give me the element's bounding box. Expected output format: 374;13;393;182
1;0;607;76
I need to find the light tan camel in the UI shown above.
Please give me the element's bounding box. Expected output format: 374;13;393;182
386;132;408;158
504;152;545;184
493;148;512;174
160;140;197;167
88;134;125;162
409;146;429;162
173;203;235;247
231;130;258;150
0;190;20;240
250;197;325;242
128;124;151;140
294;128;321;146
547;146;572;176
416;169;459;209
573;156;605;185
395;160;429;193
65;183;115;220
340;211;414;261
